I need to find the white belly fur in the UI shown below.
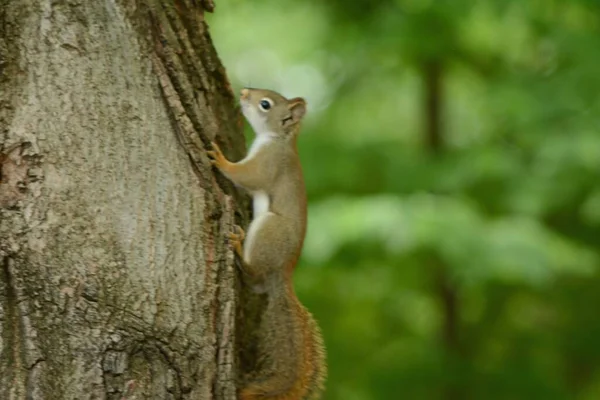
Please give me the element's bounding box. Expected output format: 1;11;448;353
242;133;274;266
245;132;274;161
252;190;269;217
244;191;271;264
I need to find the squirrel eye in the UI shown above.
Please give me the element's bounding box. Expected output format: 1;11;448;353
259;99;272;111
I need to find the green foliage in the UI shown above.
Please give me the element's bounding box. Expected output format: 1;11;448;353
208;0;600;398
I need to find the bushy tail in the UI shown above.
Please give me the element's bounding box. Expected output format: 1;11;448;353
239;308;327;400
303;311;327;400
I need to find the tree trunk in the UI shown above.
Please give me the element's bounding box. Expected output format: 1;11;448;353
0;0;245;398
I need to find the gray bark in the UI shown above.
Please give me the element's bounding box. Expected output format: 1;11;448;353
0;0;246;398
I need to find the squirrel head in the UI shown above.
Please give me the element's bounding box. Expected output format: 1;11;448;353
240;88;307;137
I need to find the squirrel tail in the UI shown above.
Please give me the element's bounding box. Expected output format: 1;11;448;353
239;308;327;400
303;311;327;400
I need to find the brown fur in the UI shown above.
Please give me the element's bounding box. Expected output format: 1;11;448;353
238;282;326;400
208;88;327;399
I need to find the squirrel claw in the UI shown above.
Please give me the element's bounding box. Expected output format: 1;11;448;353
227;230;245;243
207;142;226;168
210;141;223;156
232;225;246;241
228;225;245;257
206;150;218;165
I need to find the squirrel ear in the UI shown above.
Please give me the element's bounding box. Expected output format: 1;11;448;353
288;98;307;123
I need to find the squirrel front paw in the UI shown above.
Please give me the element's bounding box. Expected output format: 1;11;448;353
206;141;227;169
228;225;245;258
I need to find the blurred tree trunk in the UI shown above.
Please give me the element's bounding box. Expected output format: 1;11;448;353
422;59;464;400
424;60;443;155
0;0;246;398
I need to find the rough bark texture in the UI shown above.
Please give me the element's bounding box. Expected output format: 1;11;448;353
0;0;246;398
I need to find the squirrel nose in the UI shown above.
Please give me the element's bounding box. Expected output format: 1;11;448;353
240;88;250;100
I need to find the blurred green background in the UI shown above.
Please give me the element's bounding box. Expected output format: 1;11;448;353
207;1;600;398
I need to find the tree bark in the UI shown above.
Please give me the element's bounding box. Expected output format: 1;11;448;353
0;0;245;398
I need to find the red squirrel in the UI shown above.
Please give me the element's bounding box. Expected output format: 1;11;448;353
208;88;326;399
